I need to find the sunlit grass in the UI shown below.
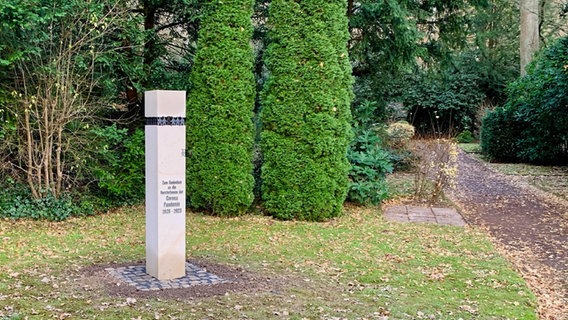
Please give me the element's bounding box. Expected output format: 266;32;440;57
0;204;537;319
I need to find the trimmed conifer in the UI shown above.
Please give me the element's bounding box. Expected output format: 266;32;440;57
186;0;255;215
260;0;354;221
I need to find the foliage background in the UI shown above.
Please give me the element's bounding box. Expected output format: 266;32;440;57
0;0;566;218
482;36;568;164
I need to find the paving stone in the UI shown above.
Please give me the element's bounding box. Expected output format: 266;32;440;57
436;217;467;227
384;206;407;215
431;207;459;217
407;206;434;217
383;205;467;227
409;215;436;220
107;262;231;291
384;214;410;222
408;218;438;225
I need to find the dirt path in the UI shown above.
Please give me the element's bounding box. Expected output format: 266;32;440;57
448;150;568;319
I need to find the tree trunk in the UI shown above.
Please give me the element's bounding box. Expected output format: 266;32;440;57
143;2;157;67
520;0;540;75
24;108;40;199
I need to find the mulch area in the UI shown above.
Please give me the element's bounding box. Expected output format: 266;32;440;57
448;150;568;320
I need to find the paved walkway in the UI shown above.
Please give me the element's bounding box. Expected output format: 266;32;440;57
448;150;568;319
449;151;568;273
384;206;466;227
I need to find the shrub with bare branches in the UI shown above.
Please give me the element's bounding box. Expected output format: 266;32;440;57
4;1;127;199
410;139;459;203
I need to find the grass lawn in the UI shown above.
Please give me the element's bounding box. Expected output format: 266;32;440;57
0;204;537;319
458;143;482;154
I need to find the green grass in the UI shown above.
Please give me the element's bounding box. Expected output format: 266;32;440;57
488;162;566;176
459;143;482;154
0;205;537;319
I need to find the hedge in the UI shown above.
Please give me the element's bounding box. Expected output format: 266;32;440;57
260;0;354;220
186;0;256;215
481;36;568;164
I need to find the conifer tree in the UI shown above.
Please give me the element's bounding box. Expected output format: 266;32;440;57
186;0;255;215
260;0;354;220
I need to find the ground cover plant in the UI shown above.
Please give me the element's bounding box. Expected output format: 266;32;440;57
0;206;537;319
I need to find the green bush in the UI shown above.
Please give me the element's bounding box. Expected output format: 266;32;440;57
186;0;256;215
89;125;145;202
351;99;386;126
403;71;485;135
385;121;415;149
480;107;521;161
346;101;394;205
347;127;393;205
260;0;354;221
482;36;568;164
456;130;474;143
384;121;415;171
512;37;568;163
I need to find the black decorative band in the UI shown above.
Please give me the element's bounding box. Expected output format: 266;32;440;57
146;117;185;126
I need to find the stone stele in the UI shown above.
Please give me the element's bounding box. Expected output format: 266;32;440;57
145;90;186;280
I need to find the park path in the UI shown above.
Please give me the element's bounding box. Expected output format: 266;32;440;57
448;150;568;319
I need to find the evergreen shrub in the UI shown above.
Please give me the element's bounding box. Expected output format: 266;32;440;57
480;107;521;161
403;71;485;135
346;101;394;205
386;121;415;149
186;0;256;215
456;130;474;143
261;0;354;220
384;121;415;171
481;36;568;164
347;126;393;205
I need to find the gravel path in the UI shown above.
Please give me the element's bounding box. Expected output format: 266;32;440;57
448;150;568;319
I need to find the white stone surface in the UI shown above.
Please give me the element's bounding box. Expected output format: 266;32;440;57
145;90;186;280
145;90;186;117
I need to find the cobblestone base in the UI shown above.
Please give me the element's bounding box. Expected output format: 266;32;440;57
106;262;231;291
